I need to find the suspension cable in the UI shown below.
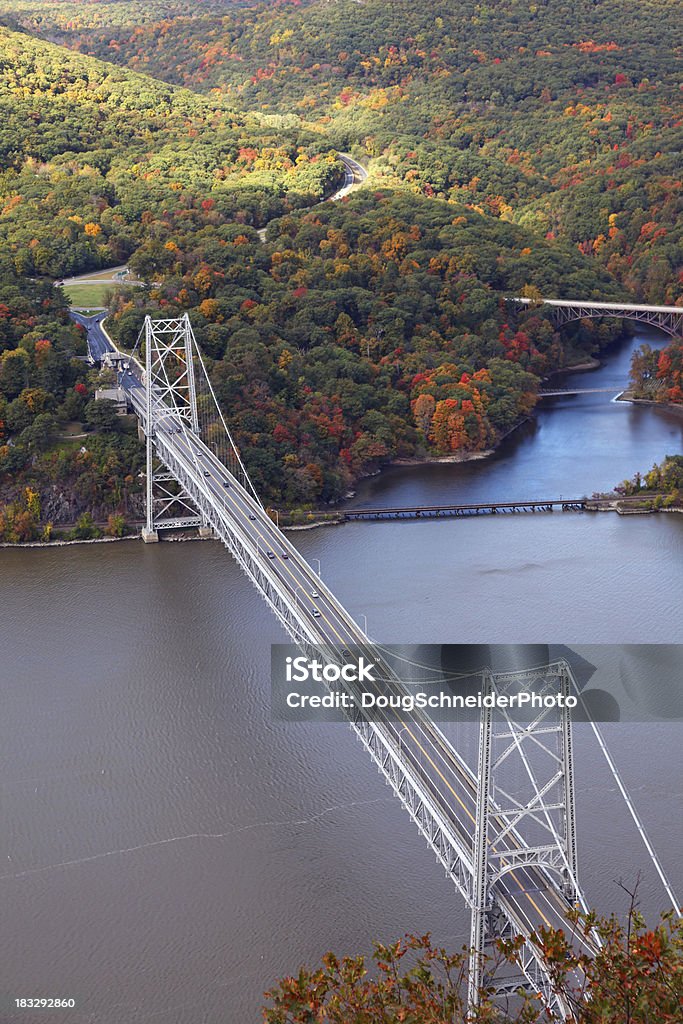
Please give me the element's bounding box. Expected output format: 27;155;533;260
587;716;681;916
566;672;681;916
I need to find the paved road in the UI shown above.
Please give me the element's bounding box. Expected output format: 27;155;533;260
59;265;134;287
513;296;683;315
70;311;116;362
256;152;367;241
331;152;368;200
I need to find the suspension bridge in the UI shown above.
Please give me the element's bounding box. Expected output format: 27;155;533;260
77;311;679;1017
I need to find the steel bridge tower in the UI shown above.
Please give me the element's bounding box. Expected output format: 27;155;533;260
141;313;258;541
142;315;203;540
467;662;580;1012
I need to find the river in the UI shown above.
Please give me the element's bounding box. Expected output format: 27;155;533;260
1;330;681;1023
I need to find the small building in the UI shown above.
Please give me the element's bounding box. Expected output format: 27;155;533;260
94;387;128;415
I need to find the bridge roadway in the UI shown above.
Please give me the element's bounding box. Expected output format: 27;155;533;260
512;296;682;315
510;295;682;338
112;381;594;988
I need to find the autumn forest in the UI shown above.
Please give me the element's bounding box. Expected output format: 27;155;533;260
0;0;681;538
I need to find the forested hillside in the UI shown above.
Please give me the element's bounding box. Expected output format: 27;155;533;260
0;260;146;541
108;191;624;505
0;24;341;280
5;0;681;304
0;2;679;532
629;338;683;403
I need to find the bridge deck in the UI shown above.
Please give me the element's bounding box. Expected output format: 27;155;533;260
538;387;623;396
345;499;585;520
512;296;683;315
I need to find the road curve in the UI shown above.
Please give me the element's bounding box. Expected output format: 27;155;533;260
330;152;368;201
256;151;367;241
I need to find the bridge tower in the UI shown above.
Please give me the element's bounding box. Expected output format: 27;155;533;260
139;313;261;542
142;315;205;541
468;661;579;1013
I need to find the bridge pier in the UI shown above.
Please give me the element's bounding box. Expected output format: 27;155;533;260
141;527;159;543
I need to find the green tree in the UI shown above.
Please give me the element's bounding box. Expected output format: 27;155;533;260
70;512;101;540
84;399;120;432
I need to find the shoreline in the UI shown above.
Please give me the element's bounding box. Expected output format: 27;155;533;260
4;344;680;547
550;356;602;374
0;534;139;550
617;393;683;415
0;528;215;549
389;449;494;467
4;490;681;546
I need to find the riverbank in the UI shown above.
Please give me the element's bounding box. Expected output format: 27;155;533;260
390;449;494;467
0;535;139;549
617;393;683;416
551;356;602;373
387;413;537;471
0;526;217;548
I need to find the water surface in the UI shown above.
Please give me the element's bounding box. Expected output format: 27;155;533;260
1;330;681;1023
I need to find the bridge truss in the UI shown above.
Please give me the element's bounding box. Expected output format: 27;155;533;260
510;297;682;338
468;665;581;1008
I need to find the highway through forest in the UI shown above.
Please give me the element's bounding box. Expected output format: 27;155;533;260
331;152;368;199
256;152;367;239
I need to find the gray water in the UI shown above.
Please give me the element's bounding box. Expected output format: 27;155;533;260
1;331;681;1023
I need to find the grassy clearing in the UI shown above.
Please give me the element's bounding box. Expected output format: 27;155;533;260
62;282;113;307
